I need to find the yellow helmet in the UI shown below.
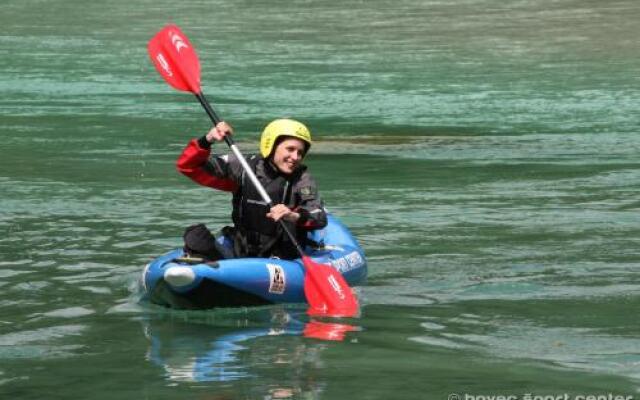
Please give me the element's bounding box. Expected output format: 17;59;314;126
260;119;312;158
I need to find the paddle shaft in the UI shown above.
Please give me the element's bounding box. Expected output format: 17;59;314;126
195;92;305;256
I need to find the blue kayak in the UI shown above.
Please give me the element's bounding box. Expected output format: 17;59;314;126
140;214;367;309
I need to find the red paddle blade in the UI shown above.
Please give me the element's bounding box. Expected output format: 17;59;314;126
302;256;359;318
148;24;201;93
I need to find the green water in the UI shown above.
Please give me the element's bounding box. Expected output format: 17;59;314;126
2;0;640;399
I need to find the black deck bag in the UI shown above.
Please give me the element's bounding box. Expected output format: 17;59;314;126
183;223;223;260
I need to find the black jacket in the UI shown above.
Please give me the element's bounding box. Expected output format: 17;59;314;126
178;137;327;259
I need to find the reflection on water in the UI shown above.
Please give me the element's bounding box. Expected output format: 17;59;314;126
142;306;358;390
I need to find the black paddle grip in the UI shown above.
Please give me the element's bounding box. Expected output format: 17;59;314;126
195;93;234;147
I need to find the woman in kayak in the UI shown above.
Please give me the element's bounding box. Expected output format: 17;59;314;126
176;119;327;260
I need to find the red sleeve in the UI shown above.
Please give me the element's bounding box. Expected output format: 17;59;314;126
176;139;238;192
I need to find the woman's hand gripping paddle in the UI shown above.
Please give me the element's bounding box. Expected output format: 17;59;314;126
148;25;359;318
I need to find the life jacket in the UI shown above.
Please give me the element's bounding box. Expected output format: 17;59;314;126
230;156;306;259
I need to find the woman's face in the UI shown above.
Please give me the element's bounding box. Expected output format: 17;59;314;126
271;137;306;174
